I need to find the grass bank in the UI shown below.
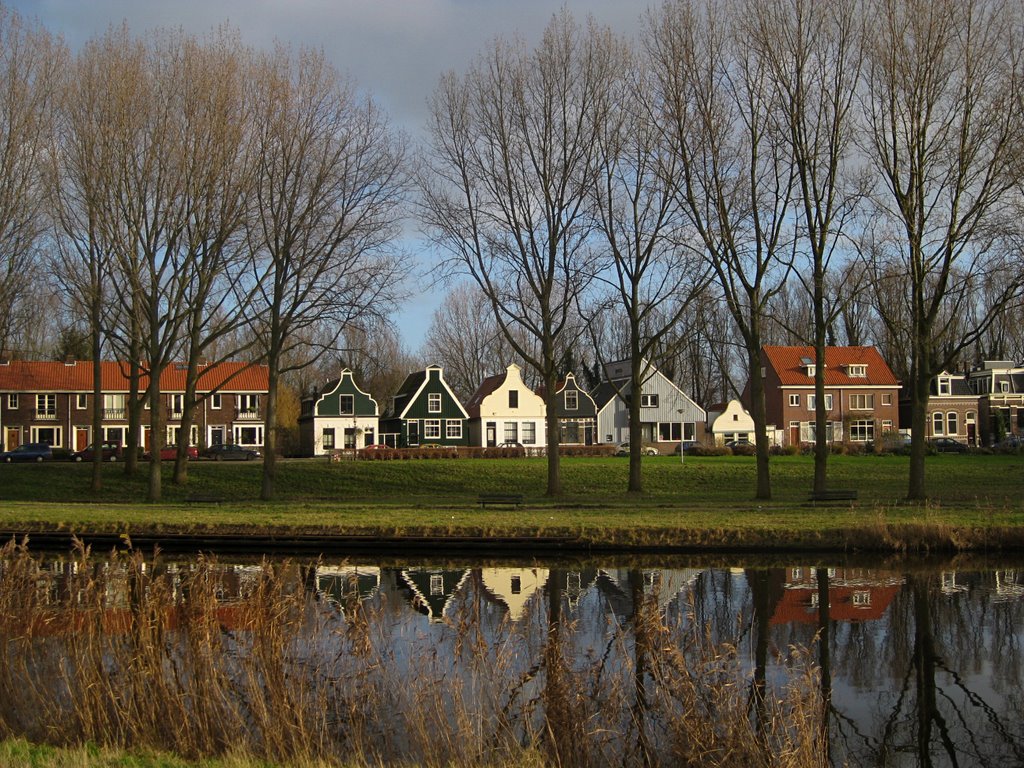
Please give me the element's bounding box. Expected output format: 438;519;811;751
0;454;1021;552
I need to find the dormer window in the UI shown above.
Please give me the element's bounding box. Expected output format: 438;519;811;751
800;357;815;377
938;377;951;396
847;364;867;378
1001;381;1010;393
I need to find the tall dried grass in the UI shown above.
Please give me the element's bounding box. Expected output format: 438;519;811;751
0;541;827;767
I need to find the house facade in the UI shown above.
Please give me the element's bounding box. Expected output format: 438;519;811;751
465;364;546;448
708;400;756;445
593;359;707;449
379;365;469;447
900;371;980;446
756;346;900;447
298;368;379;455
965;360;1024;445
0;358;269;452
543;372;598;445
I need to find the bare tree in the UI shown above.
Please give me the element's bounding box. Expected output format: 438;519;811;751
0;6;62;357
422;12;616;495
860;0;1023;498
649;0;796;500
248;46;407;500
420;282;518;402
586;34;709;492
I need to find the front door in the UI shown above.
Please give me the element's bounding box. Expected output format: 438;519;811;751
75;427;90;451
5;427;20;451
408;420;419;446
210;426;225;446
486;422;496;447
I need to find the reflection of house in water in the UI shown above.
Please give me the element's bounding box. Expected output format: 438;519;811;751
772;567;904;625
399;568;472;622
940;571;969;595
600;569;705;615
478;567;549;621
314;565;381;607
993;570;1024;602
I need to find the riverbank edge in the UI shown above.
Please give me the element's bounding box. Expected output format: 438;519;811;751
3;515;1023;554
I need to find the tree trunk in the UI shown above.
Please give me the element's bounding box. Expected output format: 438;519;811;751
748;343;772;501
260;355;279;501
89;304;103;494
628;352;644;494
907;366;931;501
146;371;163;502
544;372;562;497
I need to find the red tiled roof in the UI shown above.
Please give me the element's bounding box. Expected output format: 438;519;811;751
0;360;268;393
770;585;900;625
762;346;899;386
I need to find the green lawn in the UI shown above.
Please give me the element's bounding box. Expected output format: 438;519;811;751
0;454;1021;551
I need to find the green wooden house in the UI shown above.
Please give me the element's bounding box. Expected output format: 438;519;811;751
298;368;379;455
379;365;470;447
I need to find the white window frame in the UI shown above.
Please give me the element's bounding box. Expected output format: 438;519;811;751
947;411;958;436
30;425;62;447
881;393;892;406
238;394;260;413
789;394;800;407
76;394;88;410
849;393;874;410
849;420;874;442
170;394;185;416
640;393;659;408
424;419;441;439
503;422;518;443
932;412;944;435
522;422;536;445
565;390;578;410
427;393;442;413
7;394;17;409
233;424;264;446
36;394;56;416
446;420;462;439
938;378;951;395
339;394;355;415
848;365;867;377
210;393;222;409
808;394;833;411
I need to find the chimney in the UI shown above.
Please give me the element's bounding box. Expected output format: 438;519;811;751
64;355;76;366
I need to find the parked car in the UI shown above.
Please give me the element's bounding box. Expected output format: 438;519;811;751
496;441;524;449
929;437;969;453
996;434;1022;449
2;442;53;463
616;442;659;456
143;444;199;461
201;443;261;461
73;442;123;462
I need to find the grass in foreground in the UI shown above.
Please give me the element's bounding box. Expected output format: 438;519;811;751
0;454;1021;551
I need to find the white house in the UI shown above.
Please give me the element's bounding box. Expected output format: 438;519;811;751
708;399;756;445
465;363;546;448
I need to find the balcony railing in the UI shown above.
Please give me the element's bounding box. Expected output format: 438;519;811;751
103;408;127;420
235;409;261;421
33;410;57;421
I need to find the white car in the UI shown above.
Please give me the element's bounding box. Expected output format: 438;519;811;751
616;442;659;456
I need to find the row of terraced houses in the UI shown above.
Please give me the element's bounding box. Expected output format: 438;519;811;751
1;347;1021;455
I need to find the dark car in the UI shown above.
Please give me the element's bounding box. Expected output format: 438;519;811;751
73;442;123;462
2;442;54;463
929;437;969;453
201;443;261;461
143;444;199;461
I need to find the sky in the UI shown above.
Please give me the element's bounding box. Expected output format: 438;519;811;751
12;0;647;351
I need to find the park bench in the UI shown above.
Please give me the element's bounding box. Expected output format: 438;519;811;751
808;489;858;503
478;493;524;508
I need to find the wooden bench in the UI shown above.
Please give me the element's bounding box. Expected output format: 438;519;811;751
808;489;858;502
478;493;524;508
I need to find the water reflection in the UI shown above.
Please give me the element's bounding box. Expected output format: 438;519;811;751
3;548;1024;767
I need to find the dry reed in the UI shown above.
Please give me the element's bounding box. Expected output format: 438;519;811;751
0;541;828;767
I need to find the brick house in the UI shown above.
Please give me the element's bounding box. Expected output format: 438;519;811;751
965;360;1024;445
900;371;980;446
753;346;901;447
0;358;269;452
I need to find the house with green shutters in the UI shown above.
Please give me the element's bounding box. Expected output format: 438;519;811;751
298;368;379;455
379;365;470;447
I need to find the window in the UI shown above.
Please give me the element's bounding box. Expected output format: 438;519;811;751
322;428;335;450
852;591;872;607
947;412;958;436
424;419;441;439
938;378;951;395
808;394;833;410
522;422;536;444
932;412;944;435
76;394;87;410
640;393;659;408
881;393;892;406
7;394;17;409
211;393;222;409
344;428;357;449
789;394;800;407
565;390;578;410
430;574;443;595
508;390;519;409
446;420;462;439
658;422;682;441
428;393;442;413
239;394;260;413
848;365;867;377
234;425;264;446
1001;381;1010;393
170;394;184;416
510;575;521;594
31;426;61;446
849;420;874;442
882;420;893;431
849;393;874;410
339;394;354;415
103;394;126;419
504;422;518;442
35;394;56;417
